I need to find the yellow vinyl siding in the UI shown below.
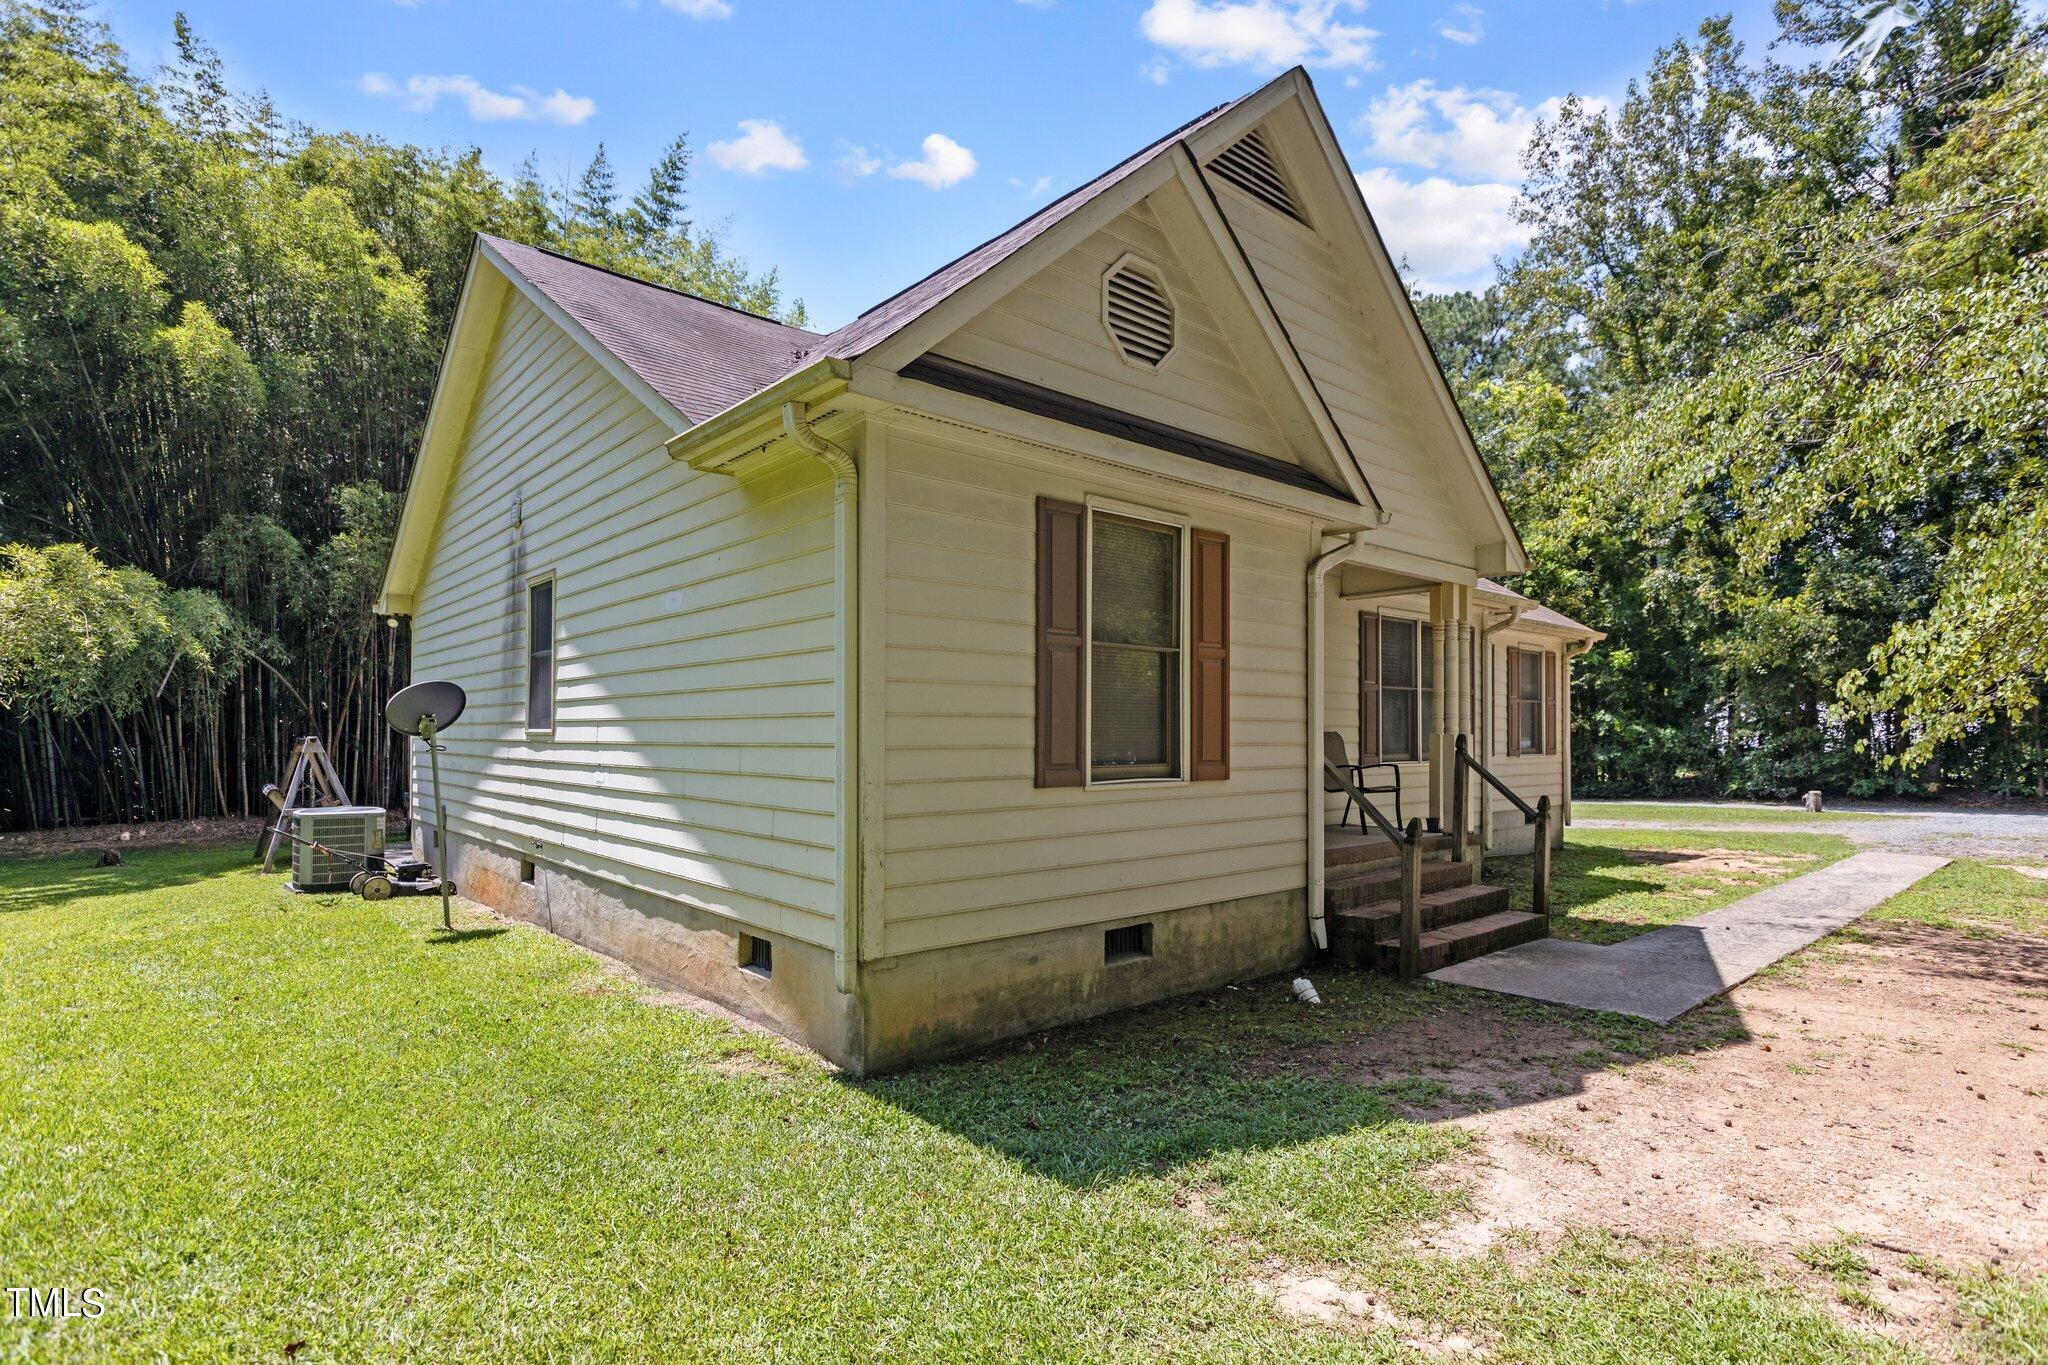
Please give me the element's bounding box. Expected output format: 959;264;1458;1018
876;419;1309;959
1482;629;1567;848
932;201;1303;468
408;289;840;946
1216;195;1476;567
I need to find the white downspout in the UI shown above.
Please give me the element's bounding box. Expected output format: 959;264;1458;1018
1304;531;1361;951
1476;604;1524;854
781;402;861;995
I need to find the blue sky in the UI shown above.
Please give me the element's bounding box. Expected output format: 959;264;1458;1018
98;0;1787;326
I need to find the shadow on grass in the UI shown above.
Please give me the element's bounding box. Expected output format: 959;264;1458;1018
852;965;1749;1187
0;850;243;913
426;926;509;945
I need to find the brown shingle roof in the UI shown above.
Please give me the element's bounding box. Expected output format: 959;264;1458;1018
480;236;821;425
1475;577;1603;640
477;78;1267;431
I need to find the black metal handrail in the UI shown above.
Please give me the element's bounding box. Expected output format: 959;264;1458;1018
1322;760;1408;847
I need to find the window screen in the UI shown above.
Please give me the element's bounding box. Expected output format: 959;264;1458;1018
1517;648;1544;754
1090;515;1180;780
527;579;555;732
1379;618;1418;761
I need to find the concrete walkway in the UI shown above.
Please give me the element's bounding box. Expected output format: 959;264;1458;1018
1427;850;1952;1022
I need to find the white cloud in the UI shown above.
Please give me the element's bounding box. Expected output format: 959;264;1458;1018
1010;174;1055;198
708;119;810;175
1354;168;1524;291
1434;2;1483;44
835;142;884;179
1139;0;1376;71
888;133;978;189
661;0;733;16
358;72;596;125
1140;56;1173;84
1358;79;1568;181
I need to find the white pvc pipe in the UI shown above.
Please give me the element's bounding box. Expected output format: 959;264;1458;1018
1304;531;1361;951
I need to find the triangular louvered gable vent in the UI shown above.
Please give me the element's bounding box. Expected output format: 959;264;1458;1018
1207;128;1308;226
1102;257;1175;368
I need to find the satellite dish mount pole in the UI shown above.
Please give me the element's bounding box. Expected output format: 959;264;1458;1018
419;714;452;932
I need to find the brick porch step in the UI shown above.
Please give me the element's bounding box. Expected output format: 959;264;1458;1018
1326;882;1513;968
1325;857;1473;912
1369;909;1547;975
1324;830;1452;871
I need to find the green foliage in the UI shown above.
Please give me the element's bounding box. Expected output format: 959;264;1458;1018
1432;0;2048;797
0;1;804;826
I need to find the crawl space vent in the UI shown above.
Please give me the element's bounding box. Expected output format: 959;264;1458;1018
1207;129;1309;226
1102;259;1175;368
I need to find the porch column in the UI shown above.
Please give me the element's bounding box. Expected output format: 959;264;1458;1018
1428;583;1472;830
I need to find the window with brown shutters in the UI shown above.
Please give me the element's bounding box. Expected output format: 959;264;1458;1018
1035;501;1229;786
1035;498;1086;787
1190;529;1230;782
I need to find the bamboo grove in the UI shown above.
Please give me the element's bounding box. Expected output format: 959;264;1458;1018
0;2;803;828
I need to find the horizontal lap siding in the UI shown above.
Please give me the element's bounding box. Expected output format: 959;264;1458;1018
934;202;1303;468
879;425;1309;958
1220;202;1475;568
409;291;838;944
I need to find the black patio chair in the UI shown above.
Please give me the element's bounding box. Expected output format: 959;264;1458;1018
1323;730;1403;833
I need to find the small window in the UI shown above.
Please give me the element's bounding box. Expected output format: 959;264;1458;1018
1104;922;1153;963
526;578;555;732
1090;513;1181;781
741;934;772;978
519;858;536;885
1517;649;1545;755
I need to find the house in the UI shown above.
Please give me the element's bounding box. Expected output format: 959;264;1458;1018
375;68;1602;1072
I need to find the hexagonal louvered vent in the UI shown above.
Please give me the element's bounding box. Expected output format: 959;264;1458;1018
1102;256;1175;369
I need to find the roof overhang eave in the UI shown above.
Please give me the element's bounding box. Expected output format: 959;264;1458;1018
667;356;854;472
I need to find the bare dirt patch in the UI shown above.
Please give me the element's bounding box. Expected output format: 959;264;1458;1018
1317;922;2047;1351
1618;846;1818;879
1250;1264;1489;1355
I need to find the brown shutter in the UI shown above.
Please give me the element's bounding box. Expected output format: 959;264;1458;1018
1357;611;1380;766
1504;645;1521;756
1035;497;1086;787
1544;649;1559;756
1190;529;1230;782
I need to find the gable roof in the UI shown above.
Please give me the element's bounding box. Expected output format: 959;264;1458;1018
796;93;1250;368
481;236;821;426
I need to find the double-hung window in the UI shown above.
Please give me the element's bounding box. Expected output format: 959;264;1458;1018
1515;646;1544;755
1089;513;1182;781
526;576;555;733
1378;618;1420;761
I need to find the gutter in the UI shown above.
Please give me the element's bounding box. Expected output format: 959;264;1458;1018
1303;529;1362;952
1475;603;1524;854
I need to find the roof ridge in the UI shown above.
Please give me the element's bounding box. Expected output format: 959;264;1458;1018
481;233;818;336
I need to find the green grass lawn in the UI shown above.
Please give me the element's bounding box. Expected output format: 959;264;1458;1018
0;843;2028;1361
1574;801;1902;826
1488;828;1857;944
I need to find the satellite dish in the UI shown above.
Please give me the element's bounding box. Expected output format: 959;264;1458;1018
386;680;466;737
